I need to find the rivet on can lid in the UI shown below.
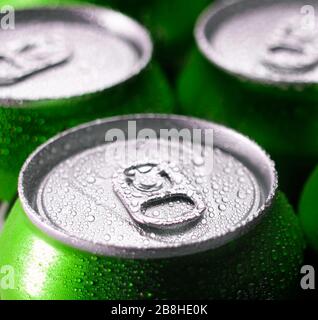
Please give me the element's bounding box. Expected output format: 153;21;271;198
113;161;206;230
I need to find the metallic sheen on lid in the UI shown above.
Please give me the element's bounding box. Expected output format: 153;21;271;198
0;6;152;103
196;0;318;85
19;115;277;259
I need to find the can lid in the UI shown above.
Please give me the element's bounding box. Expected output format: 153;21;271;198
196;0;318;85
0;6;152;104
19;115;277;259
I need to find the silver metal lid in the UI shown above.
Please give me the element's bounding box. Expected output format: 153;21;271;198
0;6;152;104
196;0;318;85
19;115;278;259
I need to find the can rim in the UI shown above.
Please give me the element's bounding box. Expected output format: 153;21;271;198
19;114;278;259
0;5;153;106
195;0;316;86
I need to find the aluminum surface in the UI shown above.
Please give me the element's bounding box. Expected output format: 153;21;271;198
196;0;318;85
0;6;152;103
20;115;278;259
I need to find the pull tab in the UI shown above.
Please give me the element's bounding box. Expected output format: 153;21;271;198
261;20;318;74
0;35;73;85
113;162;206;230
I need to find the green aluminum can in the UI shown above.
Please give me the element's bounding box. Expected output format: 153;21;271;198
0;6;173;204
0;115;304;300
177;0;318;203
0;0;66;6
299;165;318;254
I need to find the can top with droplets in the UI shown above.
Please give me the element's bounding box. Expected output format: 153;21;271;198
196;0;318;86
19;114;277;259
0;6;152;105
0;6;175;204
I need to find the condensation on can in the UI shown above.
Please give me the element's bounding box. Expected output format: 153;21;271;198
178;0;318;203
0;6;173;202
0;114;303;299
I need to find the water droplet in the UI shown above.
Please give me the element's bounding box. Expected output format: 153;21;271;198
224;167;231;174
192;156;204;166
212;182;219;190
87;176;96;184
237;190;247;199
153;210;160;217
239;177;245;183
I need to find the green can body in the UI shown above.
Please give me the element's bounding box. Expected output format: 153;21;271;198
0;0;82;5
177;48;318;203
0;192;304;300
299;165;318;255
0;0;79;8
0;8;80;181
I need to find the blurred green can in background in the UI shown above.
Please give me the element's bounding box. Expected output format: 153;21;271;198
178;0;318;203
2;0;213;76
0;6;173;205
299;165;318;255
